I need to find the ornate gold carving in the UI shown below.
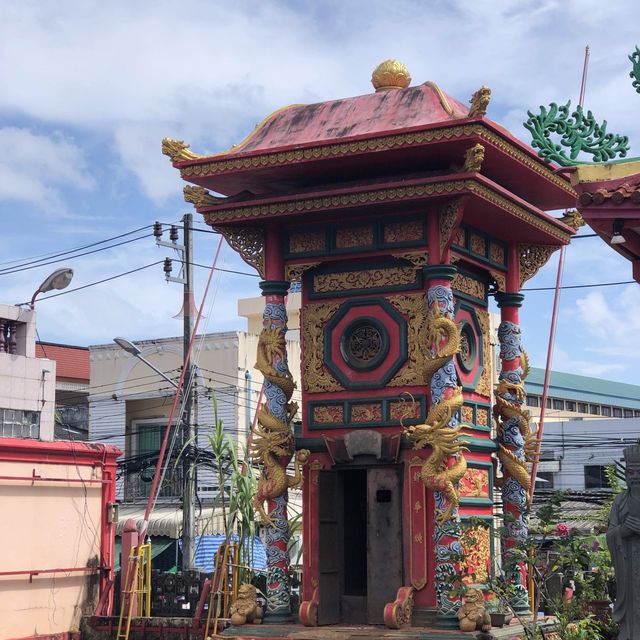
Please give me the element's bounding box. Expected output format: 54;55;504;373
460;525;491;584
424;81;461;117
476;407;489;427
461;405;474;424
335;225;374;249
414;533;423;544
490;243;505;264
476;309;492;398
453;227;466;246
468;86;491;118
213;226;265;277
384;220;424;243
439;197;465;255
459;468;490;498
313;266;417;293
285;262;320;282
470;234;486;256
488;270;506;292
371;60;411;91
313;405;344;424
302;302;343;393
161;138;202;162
414;500;422;512
203;178;574;243
452;272;486;300
289;231;325;254
393;251;429;267
389;400;422;421
183;185;225;208
180;124;576;198
462;143;485;173
351;403;383;423
559;209;586;229
518;244;559;286
387;294;428;387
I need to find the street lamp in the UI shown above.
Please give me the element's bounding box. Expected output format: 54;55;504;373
113;337;179;389
30;267;74;308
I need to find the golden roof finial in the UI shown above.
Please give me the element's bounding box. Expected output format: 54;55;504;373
371;60;411;92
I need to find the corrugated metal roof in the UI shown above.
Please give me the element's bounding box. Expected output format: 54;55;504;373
526;367;640;408
189;535;267;573
116;504;229;539
36;342;90;381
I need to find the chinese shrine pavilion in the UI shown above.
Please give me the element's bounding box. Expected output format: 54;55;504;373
163;60;578;632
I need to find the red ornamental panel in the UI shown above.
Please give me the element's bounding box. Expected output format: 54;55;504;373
459;468;490;499
409;458;428;590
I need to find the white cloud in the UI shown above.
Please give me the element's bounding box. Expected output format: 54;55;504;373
0;127;94;211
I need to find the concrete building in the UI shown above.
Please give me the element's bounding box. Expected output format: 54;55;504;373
0;304;56;441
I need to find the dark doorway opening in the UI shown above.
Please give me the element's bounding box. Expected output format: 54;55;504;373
343;469;367;596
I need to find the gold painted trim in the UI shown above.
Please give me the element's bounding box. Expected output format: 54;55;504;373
424;81;461;118
204;178;573;242
179;123;576;196
570;159;640;185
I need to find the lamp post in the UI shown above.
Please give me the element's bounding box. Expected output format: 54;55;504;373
30;268;74;308
113;336;196;571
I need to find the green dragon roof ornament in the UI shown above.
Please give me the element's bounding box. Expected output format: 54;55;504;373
524;46;640;167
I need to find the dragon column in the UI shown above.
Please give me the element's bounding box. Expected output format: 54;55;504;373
405;265;466;628
494;292;533;615
251;229;309;622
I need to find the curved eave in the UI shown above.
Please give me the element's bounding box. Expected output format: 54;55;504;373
174;119;575;211
196;173;575;245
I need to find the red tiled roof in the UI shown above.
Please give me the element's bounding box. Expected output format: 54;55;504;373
35;342;89;381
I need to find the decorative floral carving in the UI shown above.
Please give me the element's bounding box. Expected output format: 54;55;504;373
518;244;559;286
489;243;505;264
476;309;492;398
476;407;489;427
453;227;466;247
384;220;424;243
470;234;486;256
389;399;422;421
289;231;325;254
452;272;486;301
313;266;417;293
312;405;344;424
335;225;374;249
351;403;383;423
213;226;265;277
439;198;465;255
302;302;342;393
460;525;491;583
285;262;320;282
387;294;428;387
459;469;490;498
461;405;474;424
468;86;491;118
393;251;429;267
489;270;506;292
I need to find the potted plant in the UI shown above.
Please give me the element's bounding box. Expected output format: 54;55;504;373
484;593;513;628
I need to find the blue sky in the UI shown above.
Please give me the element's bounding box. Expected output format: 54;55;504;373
1;0;638;384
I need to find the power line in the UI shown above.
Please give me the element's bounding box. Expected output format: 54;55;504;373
16;260;164;305
522;280;635;292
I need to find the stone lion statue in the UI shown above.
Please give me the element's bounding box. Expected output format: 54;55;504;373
458;588;491;633
230;583;263;626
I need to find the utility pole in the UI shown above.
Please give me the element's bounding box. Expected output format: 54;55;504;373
154;216;196;570
182;213;195;571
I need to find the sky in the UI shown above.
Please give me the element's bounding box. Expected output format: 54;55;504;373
1;0;639;385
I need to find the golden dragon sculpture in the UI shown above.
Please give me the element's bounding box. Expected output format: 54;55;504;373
251;323;309;527
404;301;466;524
493;350;537;496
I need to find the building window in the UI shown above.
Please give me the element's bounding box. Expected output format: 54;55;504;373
635;410;640;418
546;398;552;409
537;472;555;488
613;407;623;418
552;399;564;410
590;404;601;415
624;409;634;418
565;401;576;412
526;395;539;407
601;406;612;417
584;465;610;489
578;403;589;413
0;408;40;439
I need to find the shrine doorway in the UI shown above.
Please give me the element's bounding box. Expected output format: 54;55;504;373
317;465;403;625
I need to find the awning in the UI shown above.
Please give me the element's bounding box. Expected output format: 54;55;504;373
190;535;267;572
115;504;228;539
114;537;175;572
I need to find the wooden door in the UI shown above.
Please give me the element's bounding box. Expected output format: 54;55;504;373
318;470;343;625
366;466;403;624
